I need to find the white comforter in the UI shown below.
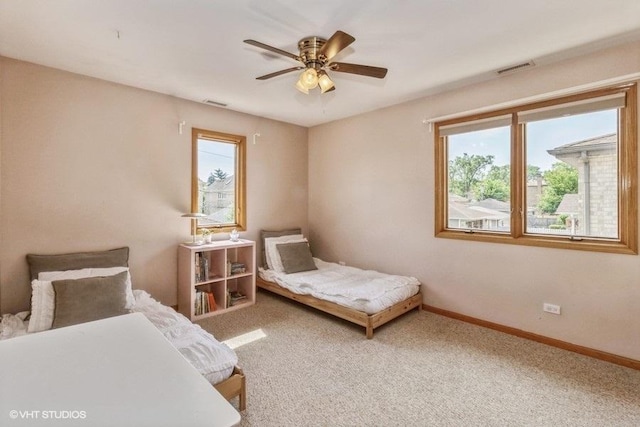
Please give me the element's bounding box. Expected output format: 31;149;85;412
260;258;420;314
131;290;237;385
0;311;29;340
0;291;237;385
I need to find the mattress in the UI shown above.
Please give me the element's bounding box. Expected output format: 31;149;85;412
259;259;420;315
0;291;237;385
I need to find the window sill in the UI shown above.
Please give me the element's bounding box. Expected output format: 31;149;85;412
435;229;637;255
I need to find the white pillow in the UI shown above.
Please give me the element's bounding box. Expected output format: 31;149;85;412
28;280;56;333
264;235;307;272
28;267;134;333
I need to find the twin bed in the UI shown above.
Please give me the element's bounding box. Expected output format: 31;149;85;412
257;229;423;338
0;247;246;412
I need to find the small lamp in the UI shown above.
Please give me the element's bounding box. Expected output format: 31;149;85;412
295;79;309;94
318;70;334;93
299;68;318;90
181;212;207;245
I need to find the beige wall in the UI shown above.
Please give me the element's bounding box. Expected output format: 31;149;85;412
309;41;640;360
0;57;308;313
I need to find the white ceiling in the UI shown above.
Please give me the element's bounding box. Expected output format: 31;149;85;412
2;1;640;127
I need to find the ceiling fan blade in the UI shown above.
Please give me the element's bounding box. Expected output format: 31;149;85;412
244;39;301;62
319;31;355;61
256;67;304;80
329;62;388;79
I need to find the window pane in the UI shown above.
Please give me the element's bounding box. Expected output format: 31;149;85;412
197;138;237;226
447;125;511;232
525;109;618;239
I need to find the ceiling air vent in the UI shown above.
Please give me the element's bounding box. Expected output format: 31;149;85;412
202;99;228;107
496;61;535;76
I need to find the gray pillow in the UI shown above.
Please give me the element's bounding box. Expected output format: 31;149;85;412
27;247;129;281
51;271;130;329
260;228;301;268
276;242;317;274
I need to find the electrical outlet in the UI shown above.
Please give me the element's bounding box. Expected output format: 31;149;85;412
543;303;561;315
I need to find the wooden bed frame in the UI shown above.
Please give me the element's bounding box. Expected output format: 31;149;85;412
257;277;422;339
214;366;246;411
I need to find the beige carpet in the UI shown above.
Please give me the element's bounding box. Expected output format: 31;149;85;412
198;291;640;427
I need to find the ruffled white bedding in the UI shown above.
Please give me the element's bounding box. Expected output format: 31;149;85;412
0;291;237;385
0;311;29;340
131;290;237;385
259;258;420;315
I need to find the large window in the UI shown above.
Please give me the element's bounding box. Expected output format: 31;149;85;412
435;84;637;254
192;128;246;231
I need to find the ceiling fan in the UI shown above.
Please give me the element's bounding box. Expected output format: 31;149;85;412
244;30;388;94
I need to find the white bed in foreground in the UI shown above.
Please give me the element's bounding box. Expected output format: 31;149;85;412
0;313;240;427
0;290;237;386
0;290;244;407
1;246;247;413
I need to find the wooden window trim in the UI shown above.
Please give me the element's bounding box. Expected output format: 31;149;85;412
435;83;637;254
191;128;247;233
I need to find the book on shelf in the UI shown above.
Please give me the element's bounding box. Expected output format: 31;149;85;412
208;292;217;311
227;261;246;275
194;290;217;315
195;253;201;282
195;253;210;282
228;290;247;307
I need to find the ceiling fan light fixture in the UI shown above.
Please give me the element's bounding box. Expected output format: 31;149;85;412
245;30;388;95
318;71;334;93
300;68;319;89
295;79;309;94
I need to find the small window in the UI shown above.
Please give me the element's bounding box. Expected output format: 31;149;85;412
435;84;637;254
441;115;511;233
192;128;246;232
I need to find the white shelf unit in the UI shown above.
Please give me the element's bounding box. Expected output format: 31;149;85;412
178;239;256;321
